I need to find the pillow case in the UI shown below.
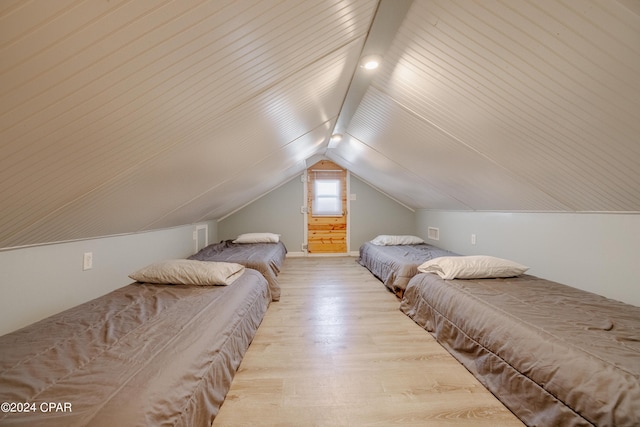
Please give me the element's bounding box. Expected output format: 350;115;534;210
129;259;245;285
233;232;280;244
418;255;529;280
370;235;425;245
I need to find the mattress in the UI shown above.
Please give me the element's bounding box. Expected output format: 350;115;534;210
357;241;457;295
400;272;640;427
189;240;287;301
0;269;269;426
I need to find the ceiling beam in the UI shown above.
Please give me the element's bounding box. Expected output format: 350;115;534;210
328;0;413;147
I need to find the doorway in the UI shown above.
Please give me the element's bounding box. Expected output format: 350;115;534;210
306;160;347;253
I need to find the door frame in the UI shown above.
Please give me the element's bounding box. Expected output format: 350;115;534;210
302;167;351;255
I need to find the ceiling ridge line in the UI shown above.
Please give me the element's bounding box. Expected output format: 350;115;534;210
7;33;369;241
116;33;368;176
331;0;414;137
328;0;383;138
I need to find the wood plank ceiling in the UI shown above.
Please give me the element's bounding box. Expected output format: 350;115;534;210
1;0;639;249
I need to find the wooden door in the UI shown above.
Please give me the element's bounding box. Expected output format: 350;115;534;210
306;160;347;253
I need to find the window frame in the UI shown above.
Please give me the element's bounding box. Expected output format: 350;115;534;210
312;177;342;217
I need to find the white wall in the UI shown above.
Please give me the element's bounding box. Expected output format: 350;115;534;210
0;221;216;336
417;210;640;307
217;174;416;254
218;177;305;252
349;176;416;252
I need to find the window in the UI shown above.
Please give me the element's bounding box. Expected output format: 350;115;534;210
312;170;342;216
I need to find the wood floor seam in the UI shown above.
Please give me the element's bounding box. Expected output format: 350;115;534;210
213;257;523;426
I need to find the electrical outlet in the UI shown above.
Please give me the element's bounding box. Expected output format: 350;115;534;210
83;252;93;270
471;234;476;245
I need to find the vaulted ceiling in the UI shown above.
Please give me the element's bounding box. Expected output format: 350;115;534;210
1;0;639;249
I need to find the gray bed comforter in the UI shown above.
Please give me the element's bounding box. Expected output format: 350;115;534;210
357;241;457;295
189;240;287;301
0;269;269;426
400;272;640;426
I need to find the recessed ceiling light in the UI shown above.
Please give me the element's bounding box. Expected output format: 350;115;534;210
327;133;344;148
360;54;382;70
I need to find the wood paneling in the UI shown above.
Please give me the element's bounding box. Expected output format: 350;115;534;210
336;0;640;212
307;160;347;253
3;0;640;249
0;0;377;248
213;257;524;426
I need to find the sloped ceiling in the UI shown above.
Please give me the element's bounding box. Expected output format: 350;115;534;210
1;0;639;249
331;0;640;212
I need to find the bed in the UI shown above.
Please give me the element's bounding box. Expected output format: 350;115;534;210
0;265;270;426
188;236;287;302
357;236;458;297
400;264;640;427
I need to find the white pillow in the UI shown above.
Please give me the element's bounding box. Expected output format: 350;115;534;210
129;259;245;286
233;232;280;243
370;235;425;245
418;255;529;280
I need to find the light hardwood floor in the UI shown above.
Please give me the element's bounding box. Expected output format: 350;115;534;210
213;257;524;426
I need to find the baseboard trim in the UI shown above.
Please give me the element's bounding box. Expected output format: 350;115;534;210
286;251;359;258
